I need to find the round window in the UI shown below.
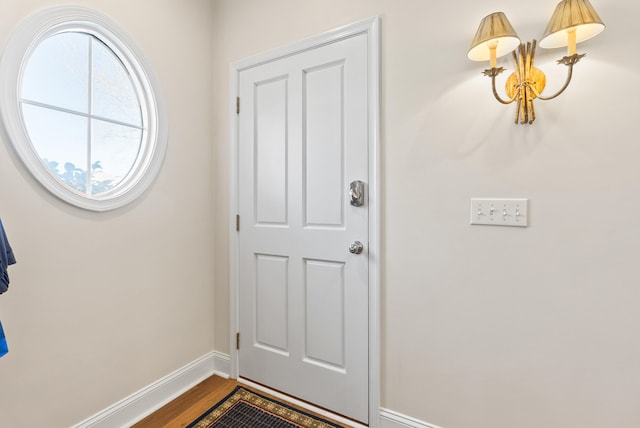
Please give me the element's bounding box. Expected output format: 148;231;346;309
0;7;167;211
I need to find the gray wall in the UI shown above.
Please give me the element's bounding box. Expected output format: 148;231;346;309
1;0;638;427
212;1;640;427
0;1;216;426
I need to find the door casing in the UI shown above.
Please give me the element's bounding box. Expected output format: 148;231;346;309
229;17;380;427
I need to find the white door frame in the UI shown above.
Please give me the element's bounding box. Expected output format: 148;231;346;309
229;17;380;427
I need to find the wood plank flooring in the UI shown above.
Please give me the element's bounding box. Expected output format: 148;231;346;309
131;375;352;428
132;376;238;428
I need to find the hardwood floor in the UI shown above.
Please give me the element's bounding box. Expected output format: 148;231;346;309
132;376;238;428
131;375;352;427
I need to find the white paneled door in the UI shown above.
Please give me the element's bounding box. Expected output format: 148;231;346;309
237;31;370;423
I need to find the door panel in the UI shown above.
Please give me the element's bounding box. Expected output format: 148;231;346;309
255;254;289;353
255;76;288;225
238;32;369;423
304;61;345;227
304;259;346;370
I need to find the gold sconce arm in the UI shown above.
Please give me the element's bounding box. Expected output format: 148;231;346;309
483;67;519;105
529;53;585;100
482;67;518;104
479;41;590;124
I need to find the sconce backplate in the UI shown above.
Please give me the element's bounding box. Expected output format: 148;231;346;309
505;67;546;100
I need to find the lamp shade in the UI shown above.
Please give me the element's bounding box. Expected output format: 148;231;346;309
539;0;605;49
468;12;521;61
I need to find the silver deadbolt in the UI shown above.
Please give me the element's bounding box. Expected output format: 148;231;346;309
349;241;364;254
350;180;366;207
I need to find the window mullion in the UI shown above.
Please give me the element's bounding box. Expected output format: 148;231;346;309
86;35;93;196
19;99;144;130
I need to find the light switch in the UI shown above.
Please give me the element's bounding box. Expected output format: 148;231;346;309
470;198;528;227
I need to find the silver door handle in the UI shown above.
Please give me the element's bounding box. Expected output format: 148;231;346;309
349;241;364;254
350;180;365;207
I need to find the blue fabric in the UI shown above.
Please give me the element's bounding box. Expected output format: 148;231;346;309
0;321;7;358
0;216;16;295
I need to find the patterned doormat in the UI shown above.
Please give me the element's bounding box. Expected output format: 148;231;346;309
187;386;344;428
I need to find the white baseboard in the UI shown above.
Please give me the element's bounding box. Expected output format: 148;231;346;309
72;352;215;428
213;351;231;379
71;350;440;428
380;408;442;428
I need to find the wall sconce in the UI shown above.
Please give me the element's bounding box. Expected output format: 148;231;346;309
467;0;605;124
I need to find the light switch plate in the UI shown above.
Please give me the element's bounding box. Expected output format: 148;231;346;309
470;198;528;227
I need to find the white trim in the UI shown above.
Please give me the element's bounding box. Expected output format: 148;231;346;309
69;350;441;428
71;352;215;428
232;17;376;73
213;351;231;379
367;17;382;428
229;56;240;380
0;5;168;211
239;377;369;428
380;409;443;428
229;16;381;428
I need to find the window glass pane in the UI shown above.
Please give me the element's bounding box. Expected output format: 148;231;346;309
91;119;142;195
21;33;89;113
92;38;142;126
21;104;89;193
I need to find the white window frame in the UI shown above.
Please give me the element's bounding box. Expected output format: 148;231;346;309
0;6;168;211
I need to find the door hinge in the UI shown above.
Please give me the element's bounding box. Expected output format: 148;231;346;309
236;97;240;114
236;215;240;231
236;332;240;350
